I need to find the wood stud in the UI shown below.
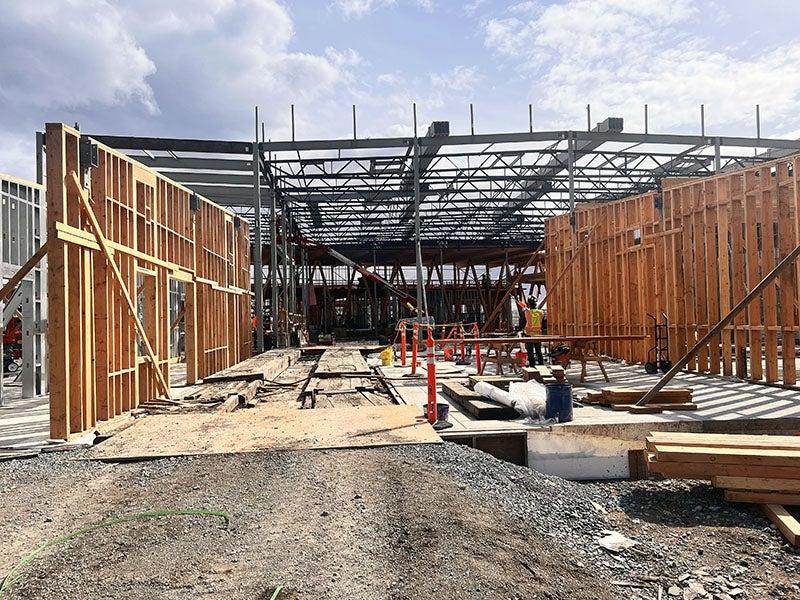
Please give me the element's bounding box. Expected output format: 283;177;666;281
46;124;252;440
545;155;800;386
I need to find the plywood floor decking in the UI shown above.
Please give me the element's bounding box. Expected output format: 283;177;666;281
87;404;440;461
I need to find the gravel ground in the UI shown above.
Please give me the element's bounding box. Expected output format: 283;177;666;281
1;442;799;599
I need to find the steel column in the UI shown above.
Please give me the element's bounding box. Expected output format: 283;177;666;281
253;108;264;352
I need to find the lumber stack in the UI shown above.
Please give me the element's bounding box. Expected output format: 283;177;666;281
441;381;518;420
203;349;300;383
521;365;566;384
584;387;695;413
646;431;800;546
468;375;522;391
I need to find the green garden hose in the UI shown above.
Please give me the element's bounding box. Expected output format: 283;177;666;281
0;508;230;599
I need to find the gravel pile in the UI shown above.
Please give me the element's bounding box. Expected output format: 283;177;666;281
389;442;800;599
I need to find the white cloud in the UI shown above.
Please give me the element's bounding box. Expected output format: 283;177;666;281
482;0;800;135
430;65;482;93
0;0;362;179
0;0;157;115
331;0;433;18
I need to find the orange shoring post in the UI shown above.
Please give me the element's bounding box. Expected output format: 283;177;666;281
411;321;419;375
400;322;407;366
473;322;482;373
426;325;437;424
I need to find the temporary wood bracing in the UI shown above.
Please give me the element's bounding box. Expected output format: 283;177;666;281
544;154;800;386
46;124;252;440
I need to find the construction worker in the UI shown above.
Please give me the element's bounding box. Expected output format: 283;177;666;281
516;296;544;366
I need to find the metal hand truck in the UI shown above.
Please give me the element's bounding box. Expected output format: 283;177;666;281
644;312;671;374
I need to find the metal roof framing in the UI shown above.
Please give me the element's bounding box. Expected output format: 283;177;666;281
88;117;800;249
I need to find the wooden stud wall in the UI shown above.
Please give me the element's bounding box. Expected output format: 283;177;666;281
545;154;800;386
46;124;251;440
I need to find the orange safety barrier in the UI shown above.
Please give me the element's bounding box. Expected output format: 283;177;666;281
400;322;407;367
411;321;419;375
473;322;482;373
426;326;437;424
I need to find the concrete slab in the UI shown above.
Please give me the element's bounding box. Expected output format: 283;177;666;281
380;358;800;480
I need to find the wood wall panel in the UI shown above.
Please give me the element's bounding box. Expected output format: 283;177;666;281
46;123;252;439
545;154;800;386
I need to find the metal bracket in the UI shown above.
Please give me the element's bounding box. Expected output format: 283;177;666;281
79;138;99;171
189;193;200;212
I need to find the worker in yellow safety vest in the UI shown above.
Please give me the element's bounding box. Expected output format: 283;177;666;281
516;296;544;366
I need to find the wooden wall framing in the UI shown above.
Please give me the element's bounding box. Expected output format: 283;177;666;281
545;154;800;386
46;124;251;440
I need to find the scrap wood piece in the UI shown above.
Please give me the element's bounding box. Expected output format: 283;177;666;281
653;444;800;468
761;504;800;546
521;366;557;384
600;387;692;405
185;379;262;406
625;403;697;414
712;476;800;493
725;490;800;506
468;375;522;390
68;171;171;400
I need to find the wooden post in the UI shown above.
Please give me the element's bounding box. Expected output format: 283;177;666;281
67;171;172;400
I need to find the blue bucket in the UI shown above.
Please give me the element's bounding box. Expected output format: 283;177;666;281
545;383;573;422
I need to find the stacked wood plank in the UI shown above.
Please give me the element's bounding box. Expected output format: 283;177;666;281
584;387;695;413
441;381;518;420
646;431;800;546
203;349;299;383
521;365;566;384
468;375;522;391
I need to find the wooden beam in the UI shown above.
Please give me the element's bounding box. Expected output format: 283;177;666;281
67;171;172;400
637;239;800;406
762;504;800;546
0;242;48;302
539;227;595;310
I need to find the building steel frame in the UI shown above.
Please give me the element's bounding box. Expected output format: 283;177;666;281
82;116;800;347
0;172;47;404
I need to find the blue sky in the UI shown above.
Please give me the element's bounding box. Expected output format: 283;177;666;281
2;0;800;179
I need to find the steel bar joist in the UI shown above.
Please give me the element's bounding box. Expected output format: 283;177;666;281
88;119;800;250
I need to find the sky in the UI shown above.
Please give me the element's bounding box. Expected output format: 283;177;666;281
2;0;800;180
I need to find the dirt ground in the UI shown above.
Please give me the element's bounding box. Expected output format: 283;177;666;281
2;448;614;600
2;443;799;600
2;358;799;599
